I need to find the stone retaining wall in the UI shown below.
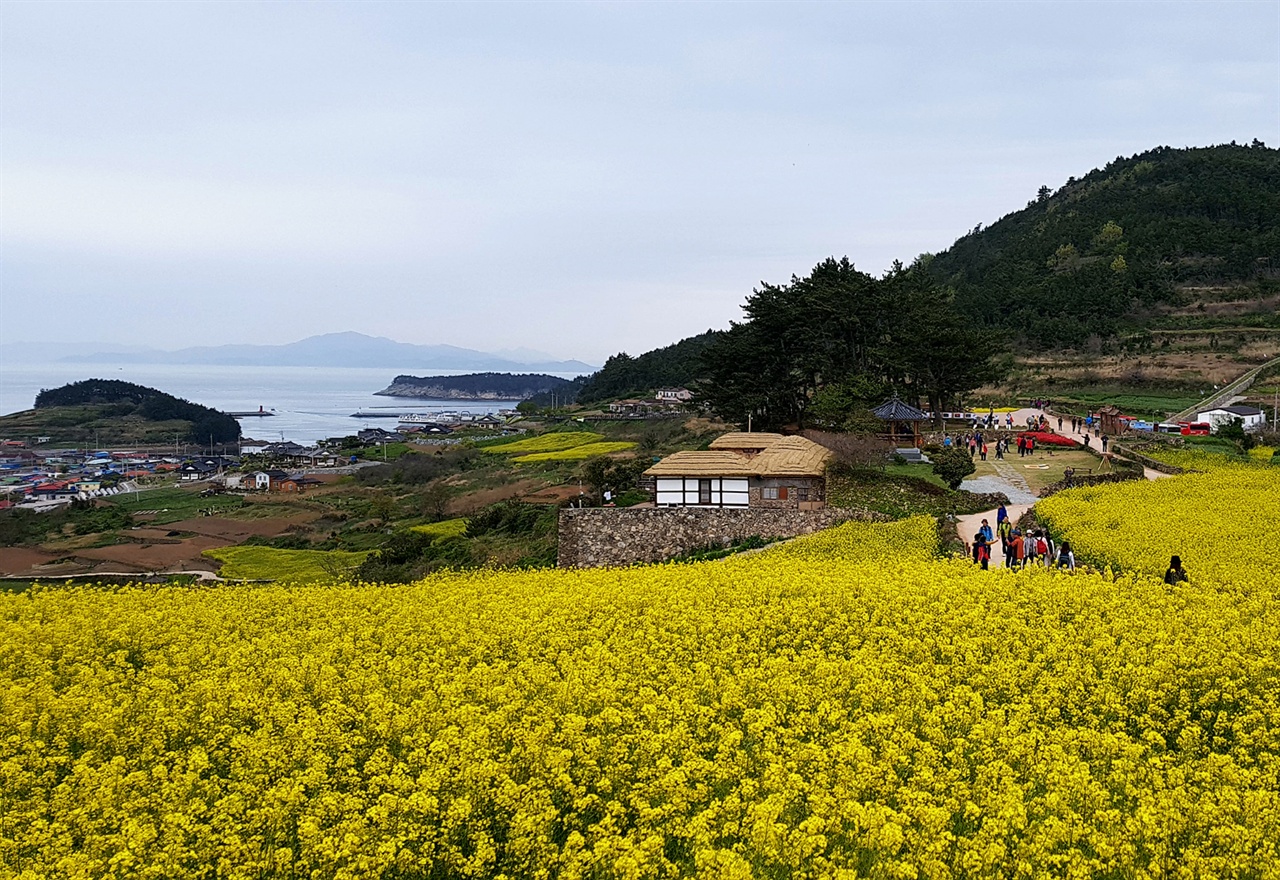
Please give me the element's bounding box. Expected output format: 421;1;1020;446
1110;443;1186;475
1037;470;1145;498
558;506;889;569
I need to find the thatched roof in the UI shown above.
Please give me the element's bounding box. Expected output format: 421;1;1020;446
872;397;928;421
748;436;833;476
643;450;760;477
708;432;784;450
645;434;832;478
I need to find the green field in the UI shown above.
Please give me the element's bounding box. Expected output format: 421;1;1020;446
108;487;244;524
409;518;468;539
1049;388;1202;419
202;546;368;581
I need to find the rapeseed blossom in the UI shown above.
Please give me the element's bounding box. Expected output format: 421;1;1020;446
2;479;1279;877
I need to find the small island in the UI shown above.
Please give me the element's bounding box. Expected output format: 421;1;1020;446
0;379;241;446
375;372;577;401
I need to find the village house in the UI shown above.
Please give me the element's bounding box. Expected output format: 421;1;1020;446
250;469;290;491
607;399;660;416
654;387;694;403
357;428;403;444
179;461;217;482
1196;404;1267;432
277;474;323;493
644;432;833;510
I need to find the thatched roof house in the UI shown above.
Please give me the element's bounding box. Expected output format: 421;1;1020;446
644;433;833;509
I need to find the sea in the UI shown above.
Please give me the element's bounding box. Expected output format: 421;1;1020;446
0;362;581;446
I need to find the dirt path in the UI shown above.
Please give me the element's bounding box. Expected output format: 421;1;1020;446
955;502;1034;569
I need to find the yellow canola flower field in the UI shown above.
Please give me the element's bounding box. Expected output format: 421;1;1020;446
513;441;637;463
4;490;1280;877
482;432;605;455
1037;453;1280;586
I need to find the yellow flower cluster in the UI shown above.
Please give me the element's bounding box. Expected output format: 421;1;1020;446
482;432;606;454
3;486;1279;877
1037;459;1280;586
513;441;637;463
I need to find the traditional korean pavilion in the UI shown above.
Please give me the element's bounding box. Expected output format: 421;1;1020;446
872;396;929;448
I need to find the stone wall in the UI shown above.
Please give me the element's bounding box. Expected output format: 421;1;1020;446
1110;443;1186;475
1037;470;1145;498
558;506;889;569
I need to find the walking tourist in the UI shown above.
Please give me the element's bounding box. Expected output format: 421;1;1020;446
972;532;990;570
1008;528;1022;568
1056;541;1076;571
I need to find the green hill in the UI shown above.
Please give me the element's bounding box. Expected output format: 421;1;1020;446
929;142;1279;346
1;379;241;446
575;331;722;405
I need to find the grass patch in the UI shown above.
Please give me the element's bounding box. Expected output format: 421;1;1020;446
883;462;948;488
350;442;418;462
108;487;244;524
513;442;636;463
410;518;468;540
828;469;998;519
970;448;1117;491
203;546;368;581
1048;388;1202;419
482;432;605;455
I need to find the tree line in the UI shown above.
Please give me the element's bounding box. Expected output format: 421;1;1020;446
697;258;1004;431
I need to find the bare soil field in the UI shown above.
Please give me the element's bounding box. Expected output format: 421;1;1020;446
0;512;320;577
74;535;229;573
162;513;321;541
0;547;60;575
443;477;555;513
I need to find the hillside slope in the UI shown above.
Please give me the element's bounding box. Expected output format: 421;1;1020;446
0;379;241;445
929;142;1279;346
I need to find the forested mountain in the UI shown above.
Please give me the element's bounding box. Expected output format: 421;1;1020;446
30;379;241;443
574;143;1277;425
930;142;1279;345
575;331;722;404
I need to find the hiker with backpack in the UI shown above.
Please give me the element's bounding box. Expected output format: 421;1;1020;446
1056;541;1076;572
1037;533;1053;568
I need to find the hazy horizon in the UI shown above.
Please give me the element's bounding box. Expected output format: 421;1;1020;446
3;1;1277;364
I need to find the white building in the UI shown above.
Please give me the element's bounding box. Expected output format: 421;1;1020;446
1196;405;1266;433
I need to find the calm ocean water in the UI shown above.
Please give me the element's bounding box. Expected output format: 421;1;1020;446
0;363;569;445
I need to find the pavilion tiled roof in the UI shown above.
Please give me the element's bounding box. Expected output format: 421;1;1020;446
872;397;929;421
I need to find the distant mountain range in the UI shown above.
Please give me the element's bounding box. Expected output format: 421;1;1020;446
4;333;597;373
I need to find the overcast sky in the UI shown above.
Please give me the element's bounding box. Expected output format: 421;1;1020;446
2;0;1277;364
